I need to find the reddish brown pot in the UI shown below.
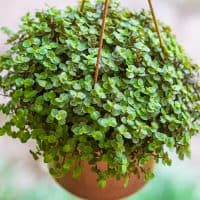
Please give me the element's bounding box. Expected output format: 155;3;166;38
56;160;154;200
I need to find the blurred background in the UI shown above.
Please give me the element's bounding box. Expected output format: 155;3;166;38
0;0;200;199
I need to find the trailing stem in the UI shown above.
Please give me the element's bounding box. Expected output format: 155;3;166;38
94;0;110;84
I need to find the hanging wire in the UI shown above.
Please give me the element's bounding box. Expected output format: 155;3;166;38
147;0;165;54
94;0;110;84
80;0;86;12
92;0;166;83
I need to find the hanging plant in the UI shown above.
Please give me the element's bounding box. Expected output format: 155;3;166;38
0;0;199;199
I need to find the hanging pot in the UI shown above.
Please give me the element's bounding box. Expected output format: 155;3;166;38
55;159;154;200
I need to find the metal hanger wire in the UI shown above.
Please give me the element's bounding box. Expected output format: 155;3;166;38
80;0;165;84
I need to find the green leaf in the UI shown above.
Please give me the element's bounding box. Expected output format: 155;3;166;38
123;132;132;139
24;78;35;87
15;78;24;87
44;154;54;163
166;137;175;149
48;135;57;143
63;144;74;153
98;117;117;128
144;170;154;181
55;110;67;121
55;93;68;103
155;132;167;142
92;131;104;141
0;129;5;136
134;42;150;52
23;39;32;48
98;179;107;189
51;109;58;118
63;157;75;171
77;42;87;51
73;165;83;179
124;175;130;188
59;72;68;84
94;84;106;99
24;90;37;99
1;27;13;36
37;79;47;88
32;38;41;45
118;125;132;139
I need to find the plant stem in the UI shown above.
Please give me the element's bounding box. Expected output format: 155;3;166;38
147;0;165;53
80;0;86;12
62;154;67;165
94;0;110;84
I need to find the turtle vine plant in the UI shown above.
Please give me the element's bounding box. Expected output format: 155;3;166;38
0;0;200;188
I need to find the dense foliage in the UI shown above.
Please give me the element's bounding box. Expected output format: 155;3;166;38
0;0;199;187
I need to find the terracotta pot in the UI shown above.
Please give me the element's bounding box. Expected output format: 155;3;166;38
56;160;154;200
